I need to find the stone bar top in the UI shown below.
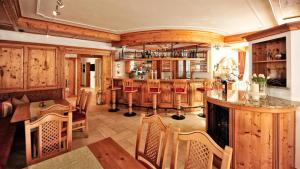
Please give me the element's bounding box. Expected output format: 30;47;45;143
206;90;299;111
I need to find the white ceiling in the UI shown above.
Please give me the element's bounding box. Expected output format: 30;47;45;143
19;0;277;35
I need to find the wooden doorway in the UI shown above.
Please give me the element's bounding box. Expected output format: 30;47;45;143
64;58;76;97
85;62;91;87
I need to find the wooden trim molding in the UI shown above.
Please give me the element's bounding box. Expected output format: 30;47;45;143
112;29;224;47
244;21;300;41
16;17;120;42
224;32;256;43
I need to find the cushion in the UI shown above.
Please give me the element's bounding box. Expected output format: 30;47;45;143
21;95;30;103
73;111;86;122
175;88;185;93
12;97;25;107
124;87;137;92
1;99;13;118
149;87;160;93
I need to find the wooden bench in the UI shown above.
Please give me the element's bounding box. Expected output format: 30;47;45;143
0;117;16;168
0;88;63;168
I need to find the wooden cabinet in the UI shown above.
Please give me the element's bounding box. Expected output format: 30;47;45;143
206;98;295;169
0;43;63;93
0;47;24;90
28;47;57;88
252;37;286;87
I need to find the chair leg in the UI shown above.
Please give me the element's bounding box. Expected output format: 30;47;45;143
84;120;89;138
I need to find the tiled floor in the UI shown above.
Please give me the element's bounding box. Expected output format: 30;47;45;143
7;90;206;169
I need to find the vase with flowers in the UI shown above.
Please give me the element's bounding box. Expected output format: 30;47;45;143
251;74;267;98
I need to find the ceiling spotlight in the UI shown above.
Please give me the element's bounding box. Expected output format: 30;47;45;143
52;5;60;16
57;0;64;8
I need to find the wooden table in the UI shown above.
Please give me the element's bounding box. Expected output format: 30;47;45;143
28;137;146;169
10;99;71;123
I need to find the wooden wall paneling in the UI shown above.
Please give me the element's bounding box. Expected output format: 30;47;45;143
76;57;82;95
102;54;113;104
64;58;76;97
0;46;24;91
27;47;57;89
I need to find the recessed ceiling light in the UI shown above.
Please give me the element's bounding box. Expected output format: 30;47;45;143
57;0;64;8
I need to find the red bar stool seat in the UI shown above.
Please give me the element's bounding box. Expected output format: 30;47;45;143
147;79;161;115
172;80;187;120
123;79;138;117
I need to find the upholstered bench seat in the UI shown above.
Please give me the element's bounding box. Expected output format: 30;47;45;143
0;117;16;168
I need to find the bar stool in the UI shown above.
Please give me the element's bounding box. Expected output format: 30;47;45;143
172;79;187;120
196;79;214;118
123;79;138;117
147;79;161;115
108;86;121;112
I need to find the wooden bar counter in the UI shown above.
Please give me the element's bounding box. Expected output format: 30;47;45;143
112;78;205;112
205;90;297;169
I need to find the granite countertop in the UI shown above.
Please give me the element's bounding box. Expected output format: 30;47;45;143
206;90;299;109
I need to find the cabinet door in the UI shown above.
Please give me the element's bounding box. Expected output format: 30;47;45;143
0;47;24;90
28;48;57;88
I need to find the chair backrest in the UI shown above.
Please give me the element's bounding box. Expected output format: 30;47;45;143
78;91;88;112
39;104;71;117
173;79;187;94
25;111;72;165
82;91;92;113
76;89;85;107
136;113;172;169
171;129;232;169
147;79;160;93
123;79;134;92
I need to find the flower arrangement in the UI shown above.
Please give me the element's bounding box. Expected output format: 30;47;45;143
251;73;268;95
251;74;267;84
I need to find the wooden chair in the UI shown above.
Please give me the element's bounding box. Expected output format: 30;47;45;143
25;111;72;165
171;129;233;169
172;80;188;120
136;113;172;169
72;91;91;137
75;89;85;109
39;104;71;117
147;79;161;115
123;79;138;117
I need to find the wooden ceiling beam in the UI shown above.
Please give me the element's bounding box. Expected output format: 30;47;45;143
244;21;300;41
1;0;21;31
224;32;256;43
16;17;120;42
112;29;224;47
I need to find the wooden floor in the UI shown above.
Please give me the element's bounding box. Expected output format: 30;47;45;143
7;90;206;169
